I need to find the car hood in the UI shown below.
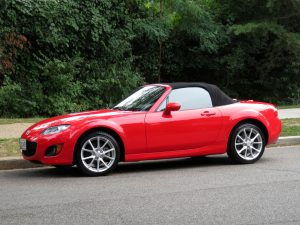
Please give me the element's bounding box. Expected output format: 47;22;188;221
25;109;141;134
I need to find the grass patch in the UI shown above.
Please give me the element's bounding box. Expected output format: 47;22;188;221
278;104;300;109
281;118;300;137
0;118;45;125
0;138;20;157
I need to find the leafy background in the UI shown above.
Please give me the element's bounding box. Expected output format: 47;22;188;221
0;0;300;117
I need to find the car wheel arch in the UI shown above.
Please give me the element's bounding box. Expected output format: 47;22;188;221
73;127;125;164
227;119;269;147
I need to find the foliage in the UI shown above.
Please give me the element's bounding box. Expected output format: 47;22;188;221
217;0;300;101
0;0;299;117
0;0;143;117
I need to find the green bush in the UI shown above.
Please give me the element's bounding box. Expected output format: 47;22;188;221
0;0;144;117
0;0;299;117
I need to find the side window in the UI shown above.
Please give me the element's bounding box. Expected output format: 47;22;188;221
157;98;167;111
157;87;213;111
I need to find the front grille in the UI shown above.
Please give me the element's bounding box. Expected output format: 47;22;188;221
22;141;37;157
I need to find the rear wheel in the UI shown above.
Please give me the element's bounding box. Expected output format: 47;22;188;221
75;131;120;176
227;123;265;164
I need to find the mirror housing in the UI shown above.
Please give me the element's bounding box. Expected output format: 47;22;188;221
163;102;181;116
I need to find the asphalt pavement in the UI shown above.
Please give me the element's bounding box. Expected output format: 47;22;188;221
1;145;300;225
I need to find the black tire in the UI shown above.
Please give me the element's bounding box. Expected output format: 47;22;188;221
75;131;120;176
227;123;266;164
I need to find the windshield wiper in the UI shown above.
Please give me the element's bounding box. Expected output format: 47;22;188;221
126;107;141;111
113;106;130;111
113;106;142;111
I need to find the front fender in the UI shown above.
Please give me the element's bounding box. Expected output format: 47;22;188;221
68;119;127;158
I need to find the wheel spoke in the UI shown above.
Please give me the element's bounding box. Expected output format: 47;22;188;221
253;141;262;144
249;148;254;157
244;148;248;157
88;140;95;150
97;137;100;148
97;158;100;172
243;129;247;138
248;128;253;138
103;154;113;160
237;135;244;141
83;155;94;160
100;158;109;168
82;148;93;153
101;140;109;149
88;158;96;167
251;146;260;152
103;148;115;154
251;134;259;142
237;146;247;154
235;142;244;146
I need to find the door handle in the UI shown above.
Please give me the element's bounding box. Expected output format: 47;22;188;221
201;111;216;117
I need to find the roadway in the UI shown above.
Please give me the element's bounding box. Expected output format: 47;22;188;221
1;145;300;225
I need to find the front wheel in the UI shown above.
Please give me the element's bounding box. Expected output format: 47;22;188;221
75;131;120;176
227;123;266;164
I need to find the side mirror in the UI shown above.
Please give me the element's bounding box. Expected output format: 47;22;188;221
163;102;181;116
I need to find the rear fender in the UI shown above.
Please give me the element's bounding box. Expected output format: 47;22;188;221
221;109;269;145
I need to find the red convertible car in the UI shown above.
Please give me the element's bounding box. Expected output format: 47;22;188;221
20;83;281;176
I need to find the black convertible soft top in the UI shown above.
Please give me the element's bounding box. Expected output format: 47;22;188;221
166;82;235;107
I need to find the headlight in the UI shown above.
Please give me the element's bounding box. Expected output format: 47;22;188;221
42;125;71;135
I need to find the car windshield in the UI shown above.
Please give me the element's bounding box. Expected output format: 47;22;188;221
113;86;166;111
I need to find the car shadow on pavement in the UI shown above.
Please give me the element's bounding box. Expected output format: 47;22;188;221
115;155;233;174
3;155;242;178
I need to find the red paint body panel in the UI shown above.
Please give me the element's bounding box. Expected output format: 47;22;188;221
145;108;222;152
21;85;281;165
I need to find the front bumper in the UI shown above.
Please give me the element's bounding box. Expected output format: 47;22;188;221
21;131;75;165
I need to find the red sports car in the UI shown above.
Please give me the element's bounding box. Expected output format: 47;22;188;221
20;83;281;176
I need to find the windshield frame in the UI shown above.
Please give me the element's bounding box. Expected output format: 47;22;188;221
112;85;169;112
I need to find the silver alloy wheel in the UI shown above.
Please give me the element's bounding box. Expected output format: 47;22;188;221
234;127;263;160
80;136;116;173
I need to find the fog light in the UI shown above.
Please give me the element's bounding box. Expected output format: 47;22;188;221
45;144;63;156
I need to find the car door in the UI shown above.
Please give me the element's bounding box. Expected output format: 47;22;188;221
145;87;222;152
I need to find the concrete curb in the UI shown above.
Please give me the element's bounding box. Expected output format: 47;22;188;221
0;136;300;170
270;136;300;147
0;156;45;170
